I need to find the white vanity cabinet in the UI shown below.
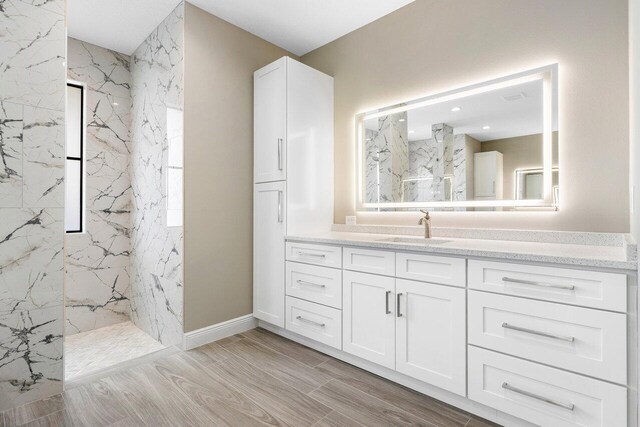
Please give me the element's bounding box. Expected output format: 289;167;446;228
252;57;333;326
253;182;286;327
342;251;467;396
266;239;636;427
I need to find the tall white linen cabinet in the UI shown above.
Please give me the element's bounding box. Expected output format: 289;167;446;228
253;57;334;327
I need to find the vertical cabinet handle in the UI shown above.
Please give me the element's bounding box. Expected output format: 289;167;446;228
397;293;403;317
385;291;391;314
277;191;283;223
278;138;283;171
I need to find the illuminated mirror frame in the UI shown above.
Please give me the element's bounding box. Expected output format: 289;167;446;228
355;64;558;211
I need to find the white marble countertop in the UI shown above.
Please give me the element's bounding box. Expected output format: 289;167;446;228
286;230;638;271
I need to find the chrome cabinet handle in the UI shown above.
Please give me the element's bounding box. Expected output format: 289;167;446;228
502;276;575;291
296;316;325;328
277;138;283;171
502;382;575;411
385;290;391;314
297;280;326;288
396;293;403;317
277;191;283;223
502;322;575;342
299;252;326;258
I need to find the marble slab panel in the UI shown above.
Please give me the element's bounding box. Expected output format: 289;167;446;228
22;106;64;208
0;101;23;207
86;90;131;155
65;210;130;272
86;149;131;213
0;304;63;412
0;0;66;111
0;208;63;317
65;266;130;335
67;38;131;99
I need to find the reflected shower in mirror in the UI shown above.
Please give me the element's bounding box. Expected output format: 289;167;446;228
358;65;558;211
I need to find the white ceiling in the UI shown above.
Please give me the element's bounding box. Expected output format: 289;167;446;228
366;80;547;142
177;0;414;56
67;0;182;55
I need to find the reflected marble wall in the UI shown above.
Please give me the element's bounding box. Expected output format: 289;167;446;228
65;38;132;335
130;3;184;347
0;0;66;411
364;113;408;203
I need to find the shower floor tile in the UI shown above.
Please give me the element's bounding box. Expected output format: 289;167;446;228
65;321;165;380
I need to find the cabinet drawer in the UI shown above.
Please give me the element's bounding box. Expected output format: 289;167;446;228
468;260;627;312
469;291;626;384
286;241;342;268
285;296;342;349
286;262;342;309
396;252;465;287
343;247;395;276
468;347;626;427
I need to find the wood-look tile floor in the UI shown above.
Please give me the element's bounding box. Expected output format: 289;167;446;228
0;328;500;427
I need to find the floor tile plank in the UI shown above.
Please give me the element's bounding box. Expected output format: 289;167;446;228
315;359;470;427
153;352;289;426
241;328;330;367
1;395;65;427
310;379;438;427
63;378;137;426
185;341;232;367
105;363;220;427
313;411;364;427
208;354;332;427
221;335;333;394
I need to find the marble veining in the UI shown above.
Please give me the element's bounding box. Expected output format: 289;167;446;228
0;0;65;411
64;38;133;336
129;3;184;347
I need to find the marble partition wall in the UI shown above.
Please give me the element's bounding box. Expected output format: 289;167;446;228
0;0;66;411
406;124;454;202
129;3;184;347
64;38;132;334
365;113;408;203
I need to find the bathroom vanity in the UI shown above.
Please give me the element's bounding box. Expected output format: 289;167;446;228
253;57;637;426
261;229;638;427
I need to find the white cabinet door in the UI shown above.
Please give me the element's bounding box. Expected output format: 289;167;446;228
474;151;503;199
395;279;466;396
254;58;286;183
253;182;286;327
343;271;395;369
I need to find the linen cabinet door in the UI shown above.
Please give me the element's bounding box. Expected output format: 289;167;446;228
254;58;286;183
395;279;466;396
343;271;395;369
253;182;286;327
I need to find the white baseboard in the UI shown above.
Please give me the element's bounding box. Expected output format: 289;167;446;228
182;314;257;350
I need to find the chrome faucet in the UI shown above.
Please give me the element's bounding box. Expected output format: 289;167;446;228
418;210;432;239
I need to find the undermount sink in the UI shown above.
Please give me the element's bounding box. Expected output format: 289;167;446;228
375;236;451;245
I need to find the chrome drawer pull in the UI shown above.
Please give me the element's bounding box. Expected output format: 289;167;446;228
277;138;283;171
502;322;575;342
385;290;391;314
397;293;403;317
296;280;326;288
502;382;575;411
296;316;325;327
299;252;326;258
502;276;575;291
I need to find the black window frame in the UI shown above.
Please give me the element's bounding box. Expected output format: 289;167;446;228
66;82;84;234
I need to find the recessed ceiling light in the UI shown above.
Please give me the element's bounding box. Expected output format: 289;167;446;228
451;107;461;112
482;125;491;130
409;130;415;134
398;118;405;122
112;102;119;106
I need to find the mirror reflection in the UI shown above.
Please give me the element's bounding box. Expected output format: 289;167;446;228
361;72;558;210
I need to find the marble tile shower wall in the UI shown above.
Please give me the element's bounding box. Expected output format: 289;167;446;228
0;0;66;411
65;38;132;335
129;3;184;347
